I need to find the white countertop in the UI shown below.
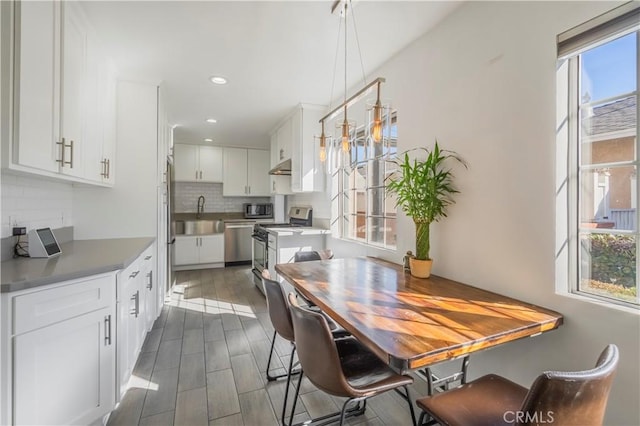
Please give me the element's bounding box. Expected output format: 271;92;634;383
266;227;331;237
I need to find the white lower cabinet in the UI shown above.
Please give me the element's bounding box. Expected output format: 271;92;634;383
14;307;114;425
0;245;159;425
5;273;116;426
117;246;156;399
174;235;224;268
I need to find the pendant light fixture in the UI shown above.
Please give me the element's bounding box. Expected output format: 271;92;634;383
318;121;327;162
317;0;388;162
371;82;383;143
340;0;351;153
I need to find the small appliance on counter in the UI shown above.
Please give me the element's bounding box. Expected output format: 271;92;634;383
244;203;273;219
28;228;62;258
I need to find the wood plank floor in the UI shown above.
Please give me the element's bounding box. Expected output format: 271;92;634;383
107;266;433;426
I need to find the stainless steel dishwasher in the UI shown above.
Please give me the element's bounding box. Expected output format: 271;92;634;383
224;221;255;265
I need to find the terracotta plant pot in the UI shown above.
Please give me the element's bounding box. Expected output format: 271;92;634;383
409;258;433;278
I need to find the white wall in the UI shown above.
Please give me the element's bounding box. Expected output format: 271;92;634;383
73;80;158;239
0;173;73;238
294;2;639;424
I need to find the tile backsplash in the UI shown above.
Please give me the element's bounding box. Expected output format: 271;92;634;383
1;172;73;238
174;182;270;213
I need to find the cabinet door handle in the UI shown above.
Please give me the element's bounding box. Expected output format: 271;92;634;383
144;255;152;260
130;291;140;317
280;148;284;161
100;159;108;177
106;158;110;179
273;181;276;191
104;314;112;345
129;270;140;278
199;170;203;179
56;137;66;165
147;271;153;290
195;170;199;180
67;140;74;168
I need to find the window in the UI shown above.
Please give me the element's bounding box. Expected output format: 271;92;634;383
330;111;398;249
558;4;639;307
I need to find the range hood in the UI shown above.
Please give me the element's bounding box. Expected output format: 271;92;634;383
269;159;291;176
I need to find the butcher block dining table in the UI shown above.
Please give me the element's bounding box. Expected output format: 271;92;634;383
275;256;563;375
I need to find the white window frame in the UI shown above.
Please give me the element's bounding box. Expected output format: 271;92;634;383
558;3;640;310
330;111;398;250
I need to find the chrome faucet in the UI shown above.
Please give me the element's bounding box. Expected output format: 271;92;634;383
196;195;205;218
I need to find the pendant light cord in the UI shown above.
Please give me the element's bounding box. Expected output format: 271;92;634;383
349;0;367;86
328;15;343;113
344;1;348;111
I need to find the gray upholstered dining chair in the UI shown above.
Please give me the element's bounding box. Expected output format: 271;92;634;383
287;292;417;426
415;344;619;426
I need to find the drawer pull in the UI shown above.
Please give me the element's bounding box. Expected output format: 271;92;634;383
129;270;140;279
130;291;139;317
104;315;112;346
144;255;152;260
147;271;153;290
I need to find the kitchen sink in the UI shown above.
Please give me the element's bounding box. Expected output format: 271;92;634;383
175;220;224;235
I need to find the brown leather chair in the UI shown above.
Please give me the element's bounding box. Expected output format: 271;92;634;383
287;293;417;426
415;344;619;426
262;275;300;425
293;249;334;262
262;275;348;425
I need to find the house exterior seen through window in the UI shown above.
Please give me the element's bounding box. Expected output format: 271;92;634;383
559;6;639;308
331;112;397;250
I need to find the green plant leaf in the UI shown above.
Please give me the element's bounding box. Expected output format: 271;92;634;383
386;141;467;259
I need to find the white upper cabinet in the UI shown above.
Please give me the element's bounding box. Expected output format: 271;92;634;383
276;117;292;163
14;1;59;173
247;149;271;196
174;144;223;182
270;132;293;195
222;147;270;197
291;104;325;193
199;145;223;182
83;30;116;184
10;1;115;185
59;2;86;178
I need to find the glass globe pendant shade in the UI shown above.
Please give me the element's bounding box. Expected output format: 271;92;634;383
341;118;350;152
371;101;383;143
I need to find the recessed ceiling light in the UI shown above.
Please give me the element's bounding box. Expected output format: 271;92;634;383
204;138;213;142
210;76;227;85
206;118;217;124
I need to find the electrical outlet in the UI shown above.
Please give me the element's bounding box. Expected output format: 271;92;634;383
12;227;26;236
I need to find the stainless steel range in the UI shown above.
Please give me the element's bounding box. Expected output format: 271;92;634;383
251;206;313;292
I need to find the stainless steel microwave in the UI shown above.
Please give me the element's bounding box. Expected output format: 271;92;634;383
244;203;273;219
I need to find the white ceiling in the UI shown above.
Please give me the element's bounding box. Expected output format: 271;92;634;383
81;1;462;149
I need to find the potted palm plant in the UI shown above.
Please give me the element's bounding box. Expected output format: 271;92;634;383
386;141;466;278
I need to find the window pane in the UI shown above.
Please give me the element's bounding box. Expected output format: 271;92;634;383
368;187;384;217
368;217;384;245
352;189;366;216
368;159;385;187
579;233;637;303
580;32;636;104
349;214;365;240
385;218;397;247
580;166;637;231
580;96;636;164
385;192;397;216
